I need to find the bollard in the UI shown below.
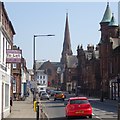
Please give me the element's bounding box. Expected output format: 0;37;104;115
34;101;37;112
36;102;39;120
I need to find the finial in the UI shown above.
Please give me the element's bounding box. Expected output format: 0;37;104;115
66;9;68;16
107;2;109;6
80;44;83;49
112;13;114;16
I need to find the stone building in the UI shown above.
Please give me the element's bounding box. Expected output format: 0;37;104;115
35;60;63;89
0;2;15;119
77;44;100;97
77;2;120;100
12;45;28;101
60;13;78;92
99;2;120;100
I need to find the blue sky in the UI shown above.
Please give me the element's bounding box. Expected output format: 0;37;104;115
4;2;118;69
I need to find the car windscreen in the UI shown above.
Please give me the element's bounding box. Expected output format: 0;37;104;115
70;99;89;104
42;93;47;95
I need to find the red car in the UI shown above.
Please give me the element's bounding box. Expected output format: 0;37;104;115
65;97;92;119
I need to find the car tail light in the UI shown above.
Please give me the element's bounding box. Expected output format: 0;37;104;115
69;105;75;110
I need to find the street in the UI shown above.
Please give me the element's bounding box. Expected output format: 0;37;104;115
40;93;117;120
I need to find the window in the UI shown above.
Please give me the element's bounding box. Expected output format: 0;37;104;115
40;88;43;90
3;37;5;63
5;84;9;107
12;63;17;69
43;81;45;84
70;99;89;104
43;76;45;79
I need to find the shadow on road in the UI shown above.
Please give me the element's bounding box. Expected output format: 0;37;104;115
48;116;91;120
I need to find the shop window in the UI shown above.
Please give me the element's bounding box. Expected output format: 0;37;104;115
5;84;9;107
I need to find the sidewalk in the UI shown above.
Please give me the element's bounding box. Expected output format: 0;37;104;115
94;98;118;107
6;92;37;119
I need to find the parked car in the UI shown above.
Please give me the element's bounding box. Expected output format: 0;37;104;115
38;90;46;97
40;92;50;100
65;97;92;118
54;91;65;101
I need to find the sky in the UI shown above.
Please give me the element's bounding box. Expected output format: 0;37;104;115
4;1;118;69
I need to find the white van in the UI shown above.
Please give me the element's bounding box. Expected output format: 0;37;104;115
37;85;46;94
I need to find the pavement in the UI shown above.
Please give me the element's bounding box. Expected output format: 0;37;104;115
5;92;40;119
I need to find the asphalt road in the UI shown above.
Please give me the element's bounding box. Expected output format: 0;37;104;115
40;94;117;120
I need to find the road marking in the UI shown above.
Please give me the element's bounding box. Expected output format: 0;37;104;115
93;113;103;120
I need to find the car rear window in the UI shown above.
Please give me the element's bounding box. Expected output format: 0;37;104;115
42;92;47;95
55;91;62;94
70;99;89;104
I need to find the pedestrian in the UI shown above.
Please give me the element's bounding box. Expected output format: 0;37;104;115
10;96;12;113
33;90;36;103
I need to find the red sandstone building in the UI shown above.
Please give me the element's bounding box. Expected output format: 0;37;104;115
77;3;120;100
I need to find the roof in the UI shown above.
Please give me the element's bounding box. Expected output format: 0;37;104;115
69;97;88;100
108;13;118;27
36;60;64;72
101;2;112;23
35;60;45;70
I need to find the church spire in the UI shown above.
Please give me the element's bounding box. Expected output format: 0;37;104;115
60;12;73;64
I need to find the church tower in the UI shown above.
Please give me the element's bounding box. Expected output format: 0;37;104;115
60;12;73;64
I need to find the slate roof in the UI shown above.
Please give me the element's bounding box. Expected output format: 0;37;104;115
35;60;63;72
101;2;112;23
35;60;45;70
108;13;118;27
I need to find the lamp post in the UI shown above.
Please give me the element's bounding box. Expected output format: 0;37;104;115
33;34;55;101
33;34;55;120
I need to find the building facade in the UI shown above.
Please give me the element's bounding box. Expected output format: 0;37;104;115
36;70;48;93
77;44;100;97
12;45;28;101
0;2;15;119
99;2;120;100
60;13;78;92
77;2;120;100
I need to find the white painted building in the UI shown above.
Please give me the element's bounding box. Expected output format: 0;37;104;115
0;2;15;119
36;70;48;93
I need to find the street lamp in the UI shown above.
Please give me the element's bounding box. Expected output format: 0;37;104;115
33;34;55;102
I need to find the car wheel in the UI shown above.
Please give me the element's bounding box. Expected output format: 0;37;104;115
63;98;64;101
54;98;56;101
89;115;92;118
47;98;49;100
